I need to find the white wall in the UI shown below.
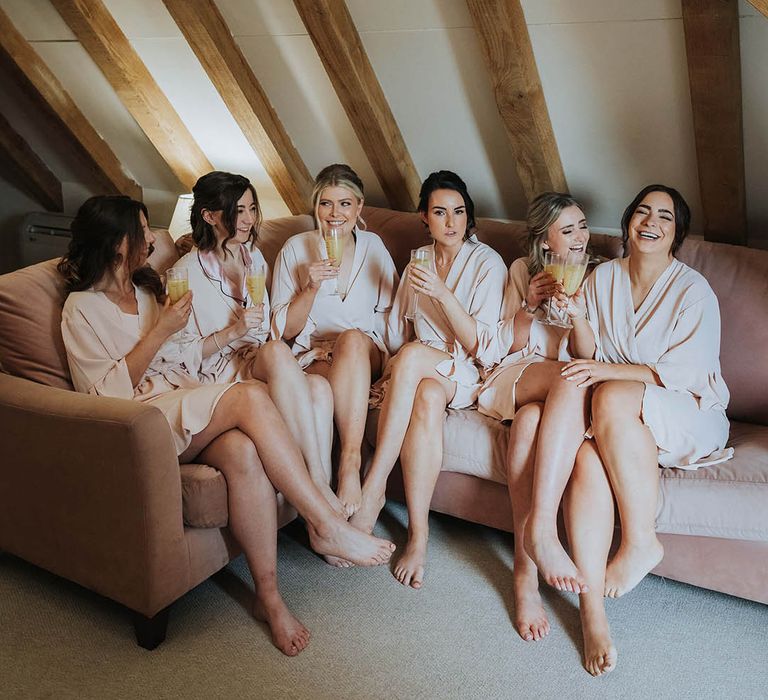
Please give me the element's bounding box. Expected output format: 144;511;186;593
1;0;767;259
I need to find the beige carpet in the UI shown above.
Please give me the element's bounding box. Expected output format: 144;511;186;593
2;501;766;700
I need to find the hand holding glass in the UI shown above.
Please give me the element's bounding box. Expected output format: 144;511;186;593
405;248;434;321
166;267;189;304
559;251;589;327
323;227;344;296
540;252;565;327
245;261;267;330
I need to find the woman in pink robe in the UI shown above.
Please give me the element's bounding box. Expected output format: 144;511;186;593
59;196;395;656
351;171;507;590
562;185;730;606
271;164;399;516
172;171;343;520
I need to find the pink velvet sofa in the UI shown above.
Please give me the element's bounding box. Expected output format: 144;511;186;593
0;205;765;654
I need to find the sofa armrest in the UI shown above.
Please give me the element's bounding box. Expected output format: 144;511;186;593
0;372;191;616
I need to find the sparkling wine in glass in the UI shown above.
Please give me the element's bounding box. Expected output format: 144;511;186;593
245;260;267;331
323;226;344;296
540;251;566;327
405;247;434;321
559;251;589;327
166;267;189;303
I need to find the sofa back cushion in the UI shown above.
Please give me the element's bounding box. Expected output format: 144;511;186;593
676;238;768;425
0;229;177;389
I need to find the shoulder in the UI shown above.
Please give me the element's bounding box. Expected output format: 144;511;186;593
669;259;718;307
278;231;316;260
471;241;507;273
591;257;622;282
62;289;100;319
359;229;394;260
509;257;530;278
175;250;198;269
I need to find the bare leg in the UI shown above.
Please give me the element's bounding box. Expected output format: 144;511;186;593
251;340;344;517
307;330;381;517
591;381;663;597
350;343;455;534
393;378;453;589
564;441;617;676
506;402;550;641
181;382;394;567
193;430;309;656
515;362;591;593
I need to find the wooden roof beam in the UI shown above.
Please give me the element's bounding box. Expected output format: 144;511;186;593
682;0;747;245
746;1;768;18
162;0;313;214
467;0;566;201
0;6;141;200
50;0;212;191
0;111;63;211
294;0;421;211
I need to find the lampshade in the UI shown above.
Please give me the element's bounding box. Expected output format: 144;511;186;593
167;193;193;241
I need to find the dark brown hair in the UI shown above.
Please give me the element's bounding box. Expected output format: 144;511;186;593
191;171;261;255
58;195;163;299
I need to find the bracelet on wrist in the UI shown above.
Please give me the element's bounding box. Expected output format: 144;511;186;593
521;299;538;315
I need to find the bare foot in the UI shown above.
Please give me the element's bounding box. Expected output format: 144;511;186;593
253;592;310;657
314;479;347;519
512;567;550;642
580;604;617;676
308;517;394;567
348;488;386;535
392;536;426;589
604;538;664;598
323;554;354;568
524;522;588;593
336;452;363;517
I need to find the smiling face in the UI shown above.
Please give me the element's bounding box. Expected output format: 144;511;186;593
316;185;363;237
627;190;676;258
542;205;589;258
421;188;468;247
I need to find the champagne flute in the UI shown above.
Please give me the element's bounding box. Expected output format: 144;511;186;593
166;267;189;304
540;251;566;327
559;251;589;328
245;260;267;330
323;226;344;296
404;247;434;321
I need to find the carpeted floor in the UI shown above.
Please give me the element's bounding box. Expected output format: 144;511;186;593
2;501;766;700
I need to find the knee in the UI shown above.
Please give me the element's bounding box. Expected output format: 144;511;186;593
390;342;426;380
237;381;272;412
591;381;642;428
334;329;370;356
307;374;333;411
258;338;294;367
216;430;261;479
412;378;446;416
513;401;543;441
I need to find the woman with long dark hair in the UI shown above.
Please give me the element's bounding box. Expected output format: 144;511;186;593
59;195;395;656
351;170;506;590
172;171;344;523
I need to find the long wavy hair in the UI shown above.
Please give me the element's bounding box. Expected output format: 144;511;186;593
417;170;477;242
190;171;261;256
57;195;164;299
311;163;366;231
526;192;584;276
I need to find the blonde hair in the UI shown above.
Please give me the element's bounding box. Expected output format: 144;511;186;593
311;163;366;231
526;192;582;275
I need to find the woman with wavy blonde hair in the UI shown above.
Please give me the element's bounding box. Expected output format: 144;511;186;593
271;164;400;517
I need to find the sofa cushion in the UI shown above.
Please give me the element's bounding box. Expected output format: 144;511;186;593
180;464;229;528
366;407;509;485
676;238;768;425
0;259;72;389
656;421;768;542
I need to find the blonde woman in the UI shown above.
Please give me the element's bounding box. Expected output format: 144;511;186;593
270;164;399;517
477;193;617;675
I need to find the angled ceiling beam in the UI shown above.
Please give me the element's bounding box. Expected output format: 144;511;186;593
50;0;212;191
0;6;141;200
466;0;566;200
294;0;421;211
162;0;313;214
0;111;63;211
682;0;746;245
747;0;768;18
